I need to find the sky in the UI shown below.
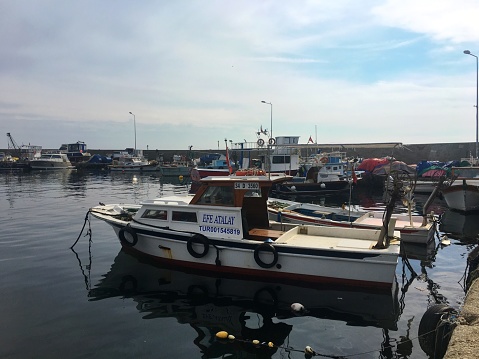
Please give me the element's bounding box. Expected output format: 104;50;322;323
2;0;479;151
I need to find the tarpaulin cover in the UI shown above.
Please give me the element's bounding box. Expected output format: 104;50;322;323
371;161;415;175
415;160;460;177
357;158;391;172
88;154;112;163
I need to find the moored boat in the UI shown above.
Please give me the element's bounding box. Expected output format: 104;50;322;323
109;149;158;172
29;153;75;170
441;166;479;212
89;174;400;288
267;198;436;244
158;154;192;177
271;152;356;196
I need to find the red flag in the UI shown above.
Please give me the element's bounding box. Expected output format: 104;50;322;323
352;167;358;184
308;136;314;143
225;146;233;174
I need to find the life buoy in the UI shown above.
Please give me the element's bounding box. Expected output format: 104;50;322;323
187;234;210;258
254;243;278;268
257;138;265;147
418;304;457;358
268;138;276;145
119;226;138;247
320;157;328;164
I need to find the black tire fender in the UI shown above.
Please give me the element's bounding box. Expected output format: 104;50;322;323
187;234;210;258
418;304;457;358
118;226;138;247
254;243;278;268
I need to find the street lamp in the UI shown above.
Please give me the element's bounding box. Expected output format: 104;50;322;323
261;101;273;140
463;50;478;160
129;111;136;150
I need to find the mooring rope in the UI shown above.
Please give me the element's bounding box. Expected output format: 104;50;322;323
71;210;91;249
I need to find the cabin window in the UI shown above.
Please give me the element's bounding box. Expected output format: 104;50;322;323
172;211;197;222
272;156;290;164
141;209;167;220
197;186;234;205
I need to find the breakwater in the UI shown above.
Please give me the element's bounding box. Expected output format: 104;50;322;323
85;141;479;164
2;141;476;164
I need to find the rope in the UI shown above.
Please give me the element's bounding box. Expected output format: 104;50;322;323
215;308;459;358
71;210;91;249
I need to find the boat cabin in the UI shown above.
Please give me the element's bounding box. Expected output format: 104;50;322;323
190;176;272;231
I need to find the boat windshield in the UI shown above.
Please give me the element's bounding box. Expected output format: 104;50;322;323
197;185;234;205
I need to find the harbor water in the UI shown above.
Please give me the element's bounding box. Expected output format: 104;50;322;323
1;170;478;358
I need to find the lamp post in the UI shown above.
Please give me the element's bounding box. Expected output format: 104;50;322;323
261;100;273;140
261;100;273;176
129;111;136;150
464;50;479;160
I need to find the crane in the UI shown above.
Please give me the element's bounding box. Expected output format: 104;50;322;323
6;133;21;158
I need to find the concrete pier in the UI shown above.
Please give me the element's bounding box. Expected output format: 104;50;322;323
443;261;479;358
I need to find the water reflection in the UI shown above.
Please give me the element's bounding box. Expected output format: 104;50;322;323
439;209;479;243
85;250;401;357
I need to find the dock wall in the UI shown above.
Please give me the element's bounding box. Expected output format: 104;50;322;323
3;141;477;164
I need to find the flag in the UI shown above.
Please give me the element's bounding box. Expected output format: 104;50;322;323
352;167;358;184
308;136;314;144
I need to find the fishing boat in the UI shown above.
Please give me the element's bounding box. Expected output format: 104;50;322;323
267;199;435;244
271;152;356;196
89;174;400;288
60;141;91;164
268;175;437;245
441;166;479;212
109;149;158;172
158;154;192;177
29;153;75;170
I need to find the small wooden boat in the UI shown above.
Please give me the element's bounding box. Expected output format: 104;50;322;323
441;166;479;212
267;198;436;245
90;174;400;288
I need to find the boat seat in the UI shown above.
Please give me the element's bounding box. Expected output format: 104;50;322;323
248;228;284;241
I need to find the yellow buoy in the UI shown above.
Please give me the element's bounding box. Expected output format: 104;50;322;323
268;342;274;348
179;175;184;181
227;334;235;340
216;331;229;339
252;339;260;345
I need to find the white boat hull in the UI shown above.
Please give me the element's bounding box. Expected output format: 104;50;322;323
442;180;479;212
92;212;398;288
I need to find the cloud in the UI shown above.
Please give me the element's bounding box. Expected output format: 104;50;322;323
372;0;479;43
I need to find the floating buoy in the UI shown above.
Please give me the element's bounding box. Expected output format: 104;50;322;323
179;175;183;182
216;331;229;339
305;345;315;355
227;334;235;340
291;302;306;315
252;339;260;346
267;342;274;348
441;234;451;246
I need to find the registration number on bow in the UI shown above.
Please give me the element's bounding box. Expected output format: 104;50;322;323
234;182;259;190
